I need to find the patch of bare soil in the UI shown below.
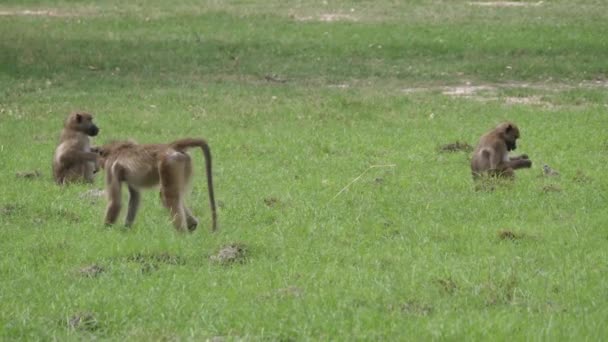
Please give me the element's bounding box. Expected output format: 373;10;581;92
400;80;608;106
328;83;350;89
210;243;248;265
439;141;474;153
77;264;105;278
468;1;544;7
442;85;495;96
264;74;287;84
290;13;358;22
504;96;544;105
440;84;552;106
15;170;41;179
0;9;89;17
67;311;99;331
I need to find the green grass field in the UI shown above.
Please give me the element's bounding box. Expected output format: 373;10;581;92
1;0;607;340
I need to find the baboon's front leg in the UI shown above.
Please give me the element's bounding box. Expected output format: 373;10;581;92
509;158;532;170
509;154;529;161
125;185;141;227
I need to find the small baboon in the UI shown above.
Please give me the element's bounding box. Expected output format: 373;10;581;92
470;121;532;179
53;112;100;184
95;138;217;232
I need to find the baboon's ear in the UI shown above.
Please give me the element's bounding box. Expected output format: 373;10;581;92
75;113;82;123
505;124;513;133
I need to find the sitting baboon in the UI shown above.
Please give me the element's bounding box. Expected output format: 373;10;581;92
471;121;532;179
52;112;100;184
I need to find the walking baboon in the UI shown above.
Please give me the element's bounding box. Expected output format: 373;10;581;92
95;138;217;232
471;122;532;179
53;112;100;184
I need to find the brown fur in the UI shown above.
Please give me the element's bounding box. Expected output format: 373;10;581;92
471;122;532;179
96;138;217;232
52;112;100;184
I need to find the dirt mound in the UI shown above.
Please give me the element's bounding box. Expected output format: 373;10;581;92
498;229;526;240
16;170;41;179
263;197;280;207
210;243;248;265
439;141;473;153
67;311;99;331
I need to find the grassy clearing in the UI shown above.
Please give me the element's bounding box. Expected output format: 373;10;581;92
1;0;607;340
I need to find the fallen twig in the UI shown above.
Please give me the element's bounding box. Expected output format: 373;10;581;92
330;164;396;202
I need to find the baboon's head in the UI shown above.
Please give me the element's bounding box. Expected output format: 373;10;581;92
67;112;99;136
92;140;137;170
498;122;520;151
91;145;111;170
90;146;103;172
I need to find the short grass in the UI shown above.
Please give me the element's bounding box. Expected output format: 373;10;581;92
1;0;607;340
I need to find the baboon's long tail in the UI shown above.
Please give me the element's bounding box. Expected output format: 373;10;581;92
171;138;218;231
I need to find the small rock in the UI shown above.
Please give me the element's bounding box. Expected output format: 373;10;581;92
542;164;560;177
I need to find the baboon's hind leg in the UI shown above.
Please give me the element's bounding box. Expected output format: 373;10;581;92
159;152;189;232
184;207;198;231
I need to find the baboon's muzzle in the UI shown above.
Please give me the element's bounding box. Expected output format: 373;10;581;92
506;140;516;151
88;125;99;136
